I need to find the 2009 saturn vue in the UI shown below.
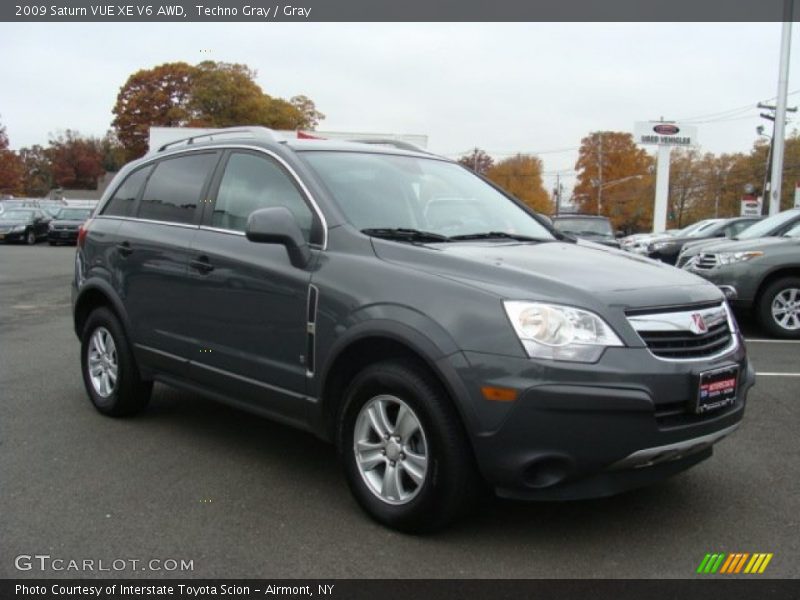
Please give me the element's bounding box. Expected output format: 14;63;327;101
72;127;754;531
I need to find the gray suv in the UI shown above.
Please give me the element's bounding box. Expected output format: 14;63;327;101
72;127;754;532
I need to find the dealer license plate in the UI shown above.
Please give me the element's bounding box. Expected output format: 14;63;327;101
696;365;738;414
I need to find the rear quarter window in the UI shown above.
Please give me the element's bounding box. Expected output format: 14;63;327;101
137;153;217;225
103;165;153;217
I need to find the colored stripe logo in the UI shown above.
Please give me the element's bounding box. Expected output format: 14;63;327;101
696;553;773;574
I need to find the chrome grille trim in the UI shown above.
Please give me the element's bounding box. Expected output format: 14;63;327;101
627;302;738;362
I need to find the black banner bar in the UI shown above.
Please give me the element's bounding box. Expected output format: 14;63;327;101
2;579;798;600
1;0;799;23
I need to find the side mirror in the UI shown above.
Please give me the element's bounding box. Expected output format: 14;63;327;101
245;206;311;268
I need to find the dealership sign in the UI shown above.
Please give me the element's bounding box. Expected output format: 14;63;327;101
634;121;697;147
740;196;762;216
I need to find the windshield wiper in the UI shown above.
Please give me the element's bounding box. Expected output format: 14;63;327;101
361;228;451;243
449;231;547;242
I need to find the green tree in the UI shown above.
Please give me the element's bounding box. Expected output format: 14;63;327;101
290;95;325;130
485;154;552;213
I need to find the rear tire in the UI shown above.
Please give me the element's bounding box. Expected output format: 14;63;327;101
758;277;800;339
337;359;482;533
80;307;152;416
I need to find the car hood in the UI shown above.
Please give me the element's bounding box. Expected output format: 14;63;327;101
51;219;85;226
372;238;723;311
690;236;799;253
0;219;32;227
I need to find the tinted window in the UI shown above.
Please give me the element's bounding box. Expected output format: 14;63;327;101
212;152;313;239
103;166;152;217
138;153;216;225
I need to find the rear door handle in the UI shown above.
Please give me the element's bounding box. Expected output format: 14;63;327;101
190;256;215;273
116;242;133;256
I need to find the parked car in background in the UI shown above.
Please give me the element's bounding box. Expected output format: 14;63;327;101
677;208;800;268
620;220;715;255
38;199;69;218
551;214;621;248
647;217;761;265
683;222;800;338
0;208;51;244
48;207;94;245
72;126;752;532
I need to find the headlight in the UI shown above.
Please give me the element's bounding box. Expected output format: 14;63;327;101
650;241;674;251
716;251;764;265
503;301;624;362
12;225;26;232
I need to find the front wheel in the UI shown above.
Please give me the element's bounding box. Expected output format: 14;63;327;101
26;230;36;245
80;307;152;416
758;277;800;339
337;360;482;532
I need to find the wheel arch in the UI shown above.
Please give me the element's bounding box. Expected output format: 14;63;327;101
314;321;478;445
73;279;133;342
754;266;800;308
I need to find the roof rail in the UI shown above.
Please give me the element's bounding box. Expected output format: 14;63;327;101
347;138;429;153
157;127;281;152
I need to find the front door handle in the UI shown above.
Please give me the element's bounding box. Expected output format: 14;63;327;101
190;256;215;273
116;242;133;256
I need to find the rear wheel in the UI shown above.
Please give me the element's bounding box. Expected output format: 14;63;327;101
337;360;482;532
758;277;800;339
80;307;152;416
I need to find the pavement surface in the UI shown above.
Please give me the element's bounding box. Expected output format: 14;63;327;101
1;244;798;579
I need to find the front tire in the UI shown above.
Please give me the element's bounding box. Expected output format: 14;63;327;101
80;307;152;416
26;230;36;245
337;360;482;532
758;277;800;339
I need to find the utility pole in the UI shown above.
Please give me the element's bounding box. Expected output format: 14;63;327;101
758;104;796;214
770;1;794;215
554;172;561;216
597;133;604;215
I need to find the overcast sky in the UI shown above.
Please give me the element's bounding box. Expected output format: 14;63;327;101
1;22;799;191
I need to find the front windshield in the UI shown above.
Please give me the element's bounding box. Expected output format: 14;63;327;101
0;209;34;221
553;218;612;237
677;220;713;236
687;219;723;237
57;208;92;220
301;151;555;240
738;209;800;240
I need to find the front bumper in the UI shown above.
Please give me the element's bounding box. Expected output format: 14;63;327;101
0;230;28;242
451;342;753;500
684;264;758;309
48;229;79;243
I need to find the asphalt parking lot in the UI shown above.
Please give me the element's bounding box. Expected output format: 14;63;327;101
1;245;798;579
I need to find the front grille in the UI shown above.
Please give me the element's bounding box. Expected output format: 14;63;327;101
53;225;77;231
627;303;735;360
693;253;719;270
654;397;740;428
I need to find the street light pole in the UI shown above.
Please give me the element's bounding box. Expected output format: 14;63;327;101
770;3;794;215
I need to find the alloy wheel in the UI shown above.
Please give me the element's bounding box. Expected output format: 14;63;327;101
87;326;118;397
353;394;428;505
771;288;800;331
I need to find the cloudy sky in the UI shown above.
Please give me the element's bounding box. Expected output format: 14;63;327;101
1;22;799;191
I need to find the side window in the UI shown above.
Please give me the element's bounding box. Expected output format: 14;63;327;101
212;152;314;240
103;166;152;217
137;153;216;225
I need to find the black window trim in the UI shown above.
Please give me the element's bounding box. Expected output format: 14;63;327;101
133;150;221;227
96;145;328;248
100;163;154;218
